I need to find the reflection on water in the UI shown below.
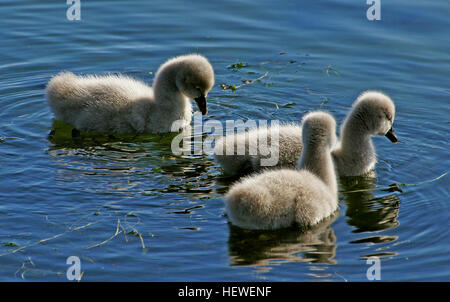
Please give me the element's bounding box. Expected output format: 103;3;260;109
339;176;401;260
227;213;338;267
47;119;219;199
340;176;401;234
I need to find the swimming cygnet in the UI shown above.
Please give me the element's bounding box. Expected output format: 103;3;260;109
46;54;214;134
214;91;398;177
224;111;338;230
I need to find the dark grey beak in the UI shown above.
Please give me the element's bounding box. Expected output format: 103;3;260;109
194;94;208;115
385;127;398;144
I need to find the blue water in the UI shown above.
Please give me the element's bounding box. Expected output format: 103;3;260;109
0;0;449;281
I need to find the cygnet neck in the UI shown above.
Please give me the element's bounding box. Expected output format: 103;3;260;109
152;62;188;111
338;116;375;163
298;140;337;196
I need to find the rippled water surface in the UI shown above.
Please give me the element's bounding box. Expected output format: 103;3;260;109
0;0;448;281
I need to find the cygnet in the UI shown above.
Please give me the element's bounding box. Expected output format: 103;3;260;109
224;111;338;230
46;54;215;134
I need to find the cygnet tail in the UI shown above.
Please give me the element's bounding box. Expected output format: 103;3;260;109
46;72;84;112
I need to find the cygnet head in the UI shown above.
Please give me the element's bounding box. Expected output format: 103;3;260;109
169;54;215;115
348;91;398;143
301;111;337;150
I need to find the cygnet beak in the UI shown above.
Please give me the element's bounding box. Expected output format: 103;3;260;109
385;127;398;144
194;94;208;115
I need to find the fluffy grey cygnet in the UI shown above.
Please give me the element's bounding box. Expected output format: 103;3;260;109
46;54;214;134
224;111;338;230
214;91;398;177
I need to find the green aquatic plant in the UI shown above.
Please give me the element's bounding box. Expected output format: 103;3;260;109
220;71;269;92
228;62;249;70
4;242;19;247
325;65;339;76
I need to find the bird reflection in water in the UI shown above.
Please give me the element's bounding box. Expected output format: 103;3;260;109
340;175;401;259
340;176;401;233
226;212;338;266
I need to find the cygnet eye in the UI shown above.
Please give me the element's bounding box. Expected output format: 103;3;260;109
195;86;203;96
384;112;392;122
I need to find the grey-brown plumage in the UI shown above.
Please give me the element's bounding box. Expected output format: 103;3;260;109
46;54;214;134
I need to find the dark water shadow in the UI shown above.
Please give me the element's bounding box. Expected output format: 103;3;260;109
227;212;339;266
213;167;268;195
47;119;183;151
